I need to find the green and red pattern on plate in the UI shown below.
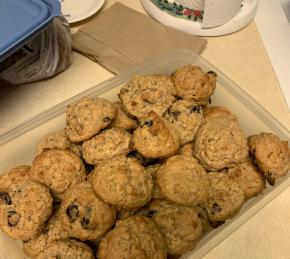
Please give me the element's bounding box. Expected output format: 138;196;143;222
151;0;204;22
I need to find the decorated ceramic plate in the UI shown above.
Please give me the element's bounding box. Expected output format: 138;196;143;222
61;0;105;23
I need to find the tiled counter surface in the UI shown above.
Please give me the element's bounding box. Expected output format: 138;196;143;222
0;1;289;258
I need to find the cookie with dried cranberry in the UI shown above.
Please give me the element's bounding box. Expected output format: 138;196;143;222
35;240;94;259
193;117;248;171
172;65;217;104
110;102;138;131
98;216;167;259
37;130;81;156
227;158;266;200
248;132;290;185
91;156;153;209
30;149;86;201
65;97;116;143
157;155;209;206
164;100;203;145
140;199;202;255
132;112;180;159
206;172;244;222
58;181;116;241
0;165;31;189
119;75;176;119
23;211;68;258
0;181;53;241
82;127;132;165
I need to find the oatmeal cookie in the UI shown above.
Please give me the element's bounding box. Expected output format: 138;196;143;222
0;165;31;189
35;240;94;259
82;127;132;165
157;155;209;206
59;181;116;241
172;65;217;104
117;208;139;220
37;130;81;156
0;181;53;241
91;156;153;209
206;172;245;222
23;211;68;258
132;112;180;158
193;117;248;171
119;75;176;119
248;133;290;185
164;100;203;145
140;199;202;255
203;106;238;122
65;97;116;143
30;149;86;201
227;158;266;200
110;102;138;131
98;216;167;259
145;163;163;199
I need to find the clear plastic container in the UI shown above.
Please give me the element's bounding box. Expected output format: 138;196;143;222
0;49;289;259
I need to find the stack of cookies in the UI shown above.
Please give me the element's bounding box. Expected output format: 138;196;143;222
0;65;289;258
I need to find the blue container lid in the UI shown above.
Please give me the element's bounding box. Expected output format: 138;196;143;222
0;0;60;62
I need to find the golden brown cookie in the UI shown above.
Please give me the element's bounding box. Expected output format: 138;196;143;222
98;216;167;259
172;65;217;104
82;127;132;165
179;142;194;157
132;112;180;158
203;106;238;122
65;97;116;143
110;102;138;131
193;117;248;171
37;130;81;156
227;158;266;200
58;181;116;241
0;181;53;241
206;172;245;222
248;132;290;185
119;75;176;119
35;240;94;259
140;199;202;255
157;155;209;206
30;149;86;201
164;100;203;145
91;156;153;209
0;165;31;189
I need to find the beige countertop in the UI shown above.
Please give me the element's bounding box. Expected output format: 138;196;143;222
0;1;289;258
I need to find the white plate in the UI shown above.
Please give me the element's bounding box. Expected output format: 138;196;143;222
61;0;105;23
141;0;258;36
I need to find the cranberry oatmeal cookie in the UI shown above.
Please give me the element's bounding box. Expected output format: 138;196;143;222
0;165;31;189
0;181;53;241
119;75;176;119
227;158;266;200
132;112;180;158
30;149;86;201
157;155;209;206
35;240;94;259
82;127;132;165
193;117;248;171
248;132;290;185
140;199;202;255
91;156;153;209
172;65;217;104
37;130;81;156
110;102;138;131
206;172;245;222
65;97;116;143
58;181;116;241
98;216;167;259
164;100;204;145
